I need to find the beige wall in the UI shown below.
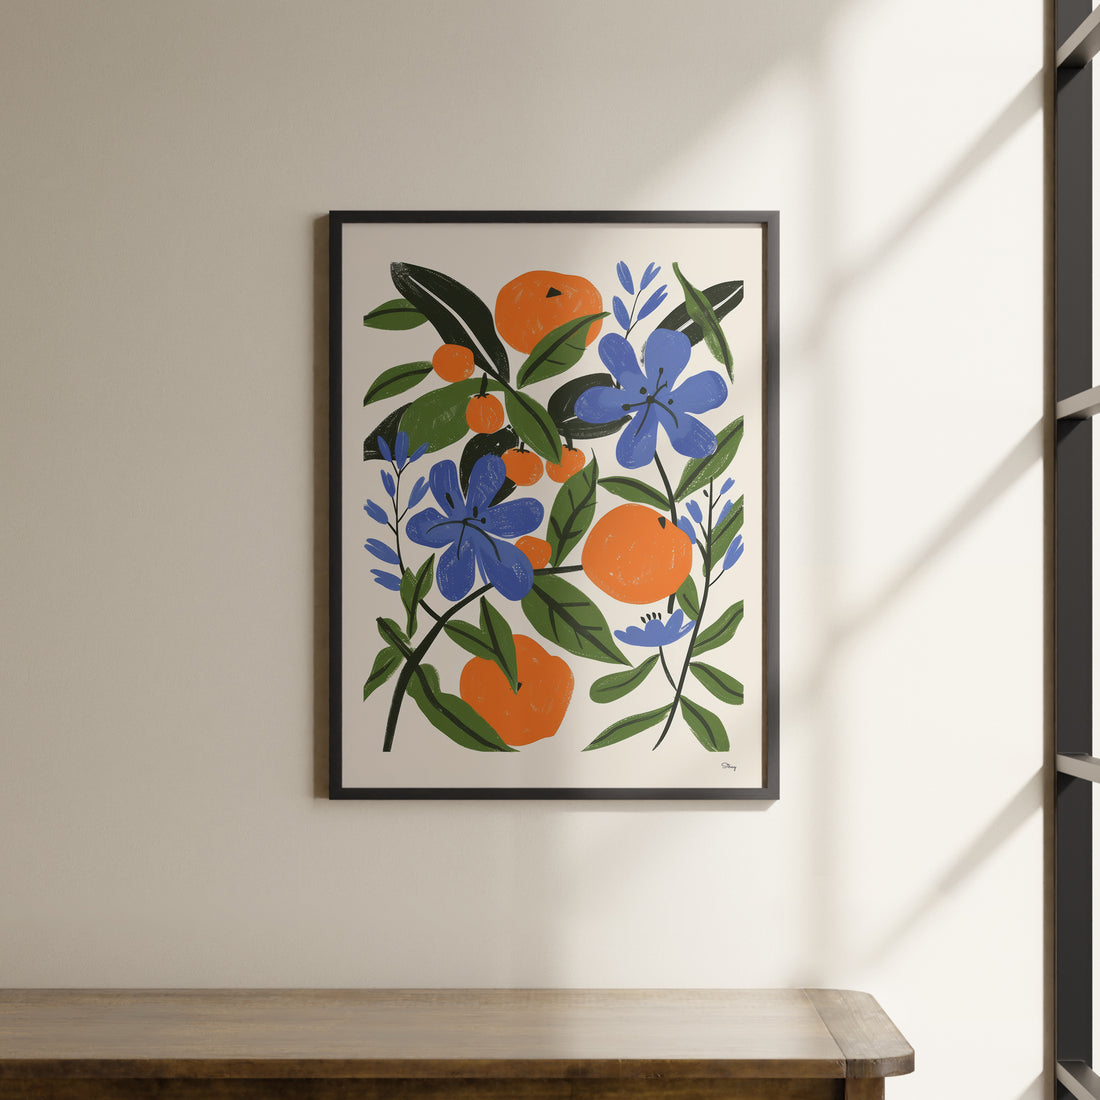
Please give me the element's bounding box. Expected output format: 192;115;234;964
0;3;1044;1098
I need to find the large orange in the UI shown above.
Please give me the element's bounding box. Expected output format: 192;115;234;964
494;270;603;354
582;504;692;605
459;635;573;747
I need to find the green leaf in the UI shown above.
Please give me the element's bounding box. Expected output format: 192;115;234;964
505;389;562;464
598;475;669;509
364;646;403;700
407;664;516;752
670;263;733;379
656;280;744;349
399;378;495;455
521;575;630;665
444;619;497;661
709;494;745;562
363;361;433;405
390;262;511;383
364;403;412;461
688;661;745;705
479;597;519;693
399;555;435;636
693;600;745;656
674;417;744;501
679;695;730;751
676;575;701;620
583;703;672;750
516;312;608;388
376;617;412;657
547;372;630;441
589;655;659;704
363;298;427;331
547;456;599;566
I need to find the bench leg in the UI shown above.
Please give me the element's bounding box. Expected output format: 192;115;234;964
845;1080;885;1100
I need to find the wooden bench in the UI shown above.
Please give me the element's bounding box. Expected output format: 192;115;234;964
0;988;914;1099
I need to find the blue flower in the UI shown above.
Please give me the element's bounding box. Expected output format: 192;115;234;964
405;455;544;602
371;569;402;592
364;499;389;524
722;534;744;570
574;330;727;468
615;609;696;648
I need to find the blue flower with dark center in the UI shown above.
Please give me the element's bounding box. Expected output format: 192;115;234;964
614;609;696;648
574;330;727;468
406;455;544;602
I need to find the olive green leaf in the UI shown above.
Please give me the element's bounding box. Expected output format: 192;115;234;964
364;646;403;700
376;617;412;657
688;661;745;705
656;280;744;349
674;417;744;501
521;575;630;665
399;555;435;637
679;695;730;751
517;312;608;389
676;575;701;620
363;361;433;405
589;655;660;704
363;298;427;330
408;664;516;752
669;264;734;379
583;703;673;750
547;456;598;566
479;597;519;693
505;389;562;464
597;475;669;509
693;600;745;656
400;378;501;455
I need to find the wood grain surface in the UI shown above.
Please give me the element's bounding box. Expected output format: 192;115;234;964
0;989;913;1095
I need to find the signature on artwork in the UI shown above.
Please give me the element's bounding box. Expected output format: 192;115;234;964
721;762;738;771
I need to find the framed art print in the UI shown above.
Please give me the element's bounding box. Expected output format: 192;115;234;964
329;211;778;799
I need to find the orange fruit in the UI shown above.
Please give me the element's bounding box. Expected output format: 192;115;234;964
582;504;692;604
466;394;505;434
502;447;544;486
546;447;585;483
516;535;551;569
494;270;603;354
432;343;475;382
460;635;573;746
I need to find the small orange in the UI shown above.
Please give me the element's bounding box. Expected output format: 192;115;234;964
582;503;692;605
432;343;475;382
494;271;603;354
460;635;573;746
503;447;544;486
516;535;552;569
466;394;505;434
546;447;585;483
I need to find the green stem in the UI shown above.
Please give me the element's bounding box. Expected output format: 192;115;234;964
659;647;677;689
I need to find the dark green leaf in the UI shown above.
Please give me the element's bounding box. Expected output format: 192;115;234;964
400;378;495;455
547;456;599;566
376;616;412;657
459;426;518;503
693;600;745;656
443;620;497;661
516;312;608;388
676;575;701;620
390;261;510;382
656;279;744;350
364;403;412;461
597;475;669;509
583;704;672;750
407;664;516;751
363;361;433;405
709;494;745;562
589;655;659;704
548;372;630;440
521;575;630;665
364;646;403;700
479;597;519;693
505;389;562;464
399;555;435;636
688;661;745;705
679;695;730;751
363;298;428;330
674;417;744;501
670;263;733;378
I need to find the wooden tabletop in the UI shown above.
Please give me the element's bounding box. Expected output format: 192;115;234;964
0;989;914;1082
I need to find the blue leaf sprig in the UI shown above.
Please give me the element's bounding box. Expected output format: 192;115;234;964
363;429;429;590
611;260;668;338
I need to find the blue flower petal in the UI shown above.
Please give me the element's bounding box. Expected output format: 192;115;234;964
365;538;400;565
662;411;717;460
677;515;696;544
364;499;389;524
640;262;660;291
668;370;727;414
410;441;429;463
436;536;477;601
686;499;703;523
642;328;692;387
716;498;733;525
371;569;402;592
394;431;409;467
612;295;630;331
615;609;695;647
466;455;506;512
479;496;544;539
377;436;392;463
598;333;641;384
723;534;744;570
616;261;634;295
406;507;460;549
407;476;429;508
721;477;735;495
575;384;631;424
428;460;466;516
636;285;668;321
615;402;662;468
381;469;396;498
475;538;535;601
